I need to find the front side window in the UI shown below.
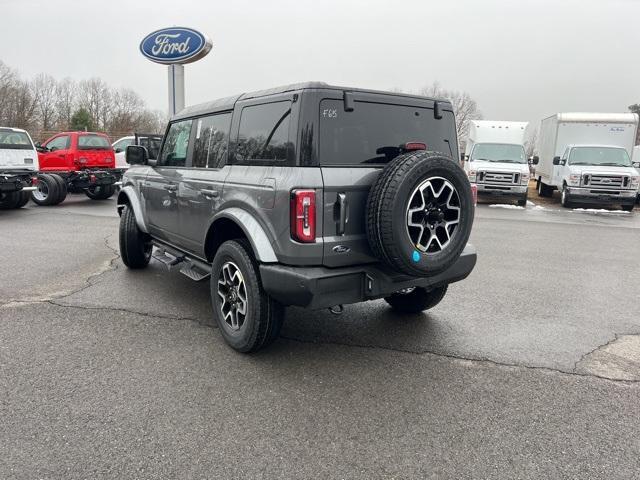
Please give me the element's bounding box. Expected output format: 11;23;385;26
471;143;526;164
45;135;70;151
159;120;193;167
0;130;33;150
568;147;632;167
192;113;232;168
78;134;111;150
235;101;291;164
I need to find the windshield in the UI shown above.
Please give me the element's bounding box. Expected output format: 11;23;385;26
0;130;33;150
568;147;632;167
471;143;526;164
319;99;457;165
78;134;111;150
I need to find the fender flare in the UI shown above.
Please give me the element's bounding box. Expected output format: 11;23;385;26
117;186;148;233
211;207;278;263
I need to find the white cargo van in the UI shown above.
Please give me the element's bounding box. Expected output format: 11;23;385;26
533;113;639;210
463;121;530;206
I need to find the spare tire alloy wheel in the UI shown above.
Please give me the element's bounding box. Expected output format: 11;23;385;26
407;177;460;255
366;152;473;277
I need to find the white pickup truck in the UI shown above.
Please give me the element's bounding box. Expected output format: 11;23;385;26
463;120;530;206
533;113;639;210
0;127;38;209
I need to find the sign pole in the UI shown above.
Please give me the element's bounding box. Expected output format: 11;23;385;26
168;64;185;116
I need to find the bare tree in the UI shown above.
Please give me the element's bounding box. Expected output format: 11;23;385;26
31;73;58;130
77;78;112;130
55;78;76;130
419;82;482;150
0;60;18;125
524;127;538;158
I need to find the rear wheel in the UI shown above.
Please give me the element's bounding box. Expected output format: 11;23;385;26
85;184;115;200
15;190;30;208
119;205;152;269
211;240;284;353
0;192;21;210
537;178;552;197
31;174;60;206
385;285;448;314
50;174;67;205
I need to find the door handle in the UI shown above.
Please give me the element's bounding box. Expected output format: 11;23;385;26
163;184;178;192
201;188;220;198
337;192;348;236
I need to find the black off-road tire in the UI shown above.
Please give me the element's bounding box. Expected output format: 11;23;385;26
30;174;60;206
0;192;21;210
50;174;68;205
211;240;284;353
366;151;474;277
85;184;116;200
385;285;448;314
119;205;152;269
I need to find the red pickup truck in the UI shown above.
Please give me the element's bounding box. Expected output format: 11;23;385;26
33;131;121;206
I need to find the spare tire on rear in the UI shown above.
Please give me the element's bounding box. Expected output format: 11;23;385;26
366;151;474;277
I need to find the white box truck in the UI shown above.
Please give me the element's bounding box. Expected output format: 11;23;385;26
463;121;530;206
533;113;639;210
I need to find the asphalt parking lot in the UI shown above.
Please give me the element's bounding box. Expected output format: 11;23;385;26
1;195;639;479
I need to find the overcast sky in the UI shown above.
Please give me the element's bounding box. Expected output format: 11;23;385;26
2;0;639;130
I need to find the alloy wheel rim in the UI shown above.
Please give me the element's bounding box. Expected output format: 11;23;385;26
406;177;461;254
217;261;248;331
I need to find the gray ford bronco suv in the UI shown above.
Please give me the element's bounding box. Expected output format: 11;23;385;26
118;82;477;352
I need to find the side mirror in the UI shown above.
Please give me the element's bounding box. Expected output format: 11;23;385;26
633;161;640;169
532;156;539;165
552;156;561;165
126;145;149;165
114;147;123;153
35;142;47;153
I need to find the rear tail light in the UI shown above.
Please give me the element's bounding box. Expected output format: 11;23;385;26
402;142;427;151
470;184;478;206
290;189;316;243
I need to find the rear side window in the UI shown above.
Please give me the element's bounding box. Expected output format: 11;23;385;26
319;99;458;165
78;134;111;150
159;120;192;167
192;113;232;168
235;101;291;164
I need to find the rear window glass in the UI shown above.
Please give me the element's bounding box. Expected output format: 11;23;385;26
319;99;457;165
235;101;291;164
78;134;111;150
0;130;33;150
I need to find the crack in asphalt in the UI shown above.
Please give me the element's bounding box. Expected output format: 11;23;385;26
2;227;638;386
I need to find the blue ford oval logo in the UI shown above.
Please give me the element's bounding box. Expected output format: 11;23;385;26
140;27;212;65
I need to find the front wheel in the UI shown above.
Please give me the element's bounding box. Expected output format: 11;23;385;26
119;205;152;269
516;194;527;207
211;240;284;353
560;185;573;209
385;285;448;314
621;203;634;212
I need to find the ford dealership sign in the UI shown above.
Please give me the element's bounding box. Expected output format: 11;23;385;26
140;27;212;65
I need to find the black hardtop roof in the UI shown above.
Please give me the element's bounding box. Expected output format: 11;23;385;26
173;82;452;120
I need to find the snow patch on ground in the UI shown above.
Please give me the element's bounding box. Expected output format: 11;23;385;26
571;208;631;215
526;200;536;206
531;205;549;211
488;204;525;210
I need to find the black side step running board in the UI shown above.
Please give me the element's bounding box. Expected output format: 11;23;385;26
151;242;211;282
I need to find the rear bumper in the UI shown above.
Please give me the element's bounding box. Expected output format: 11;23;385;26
477;183;528;198
566;187;637;205
260;244;477;310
